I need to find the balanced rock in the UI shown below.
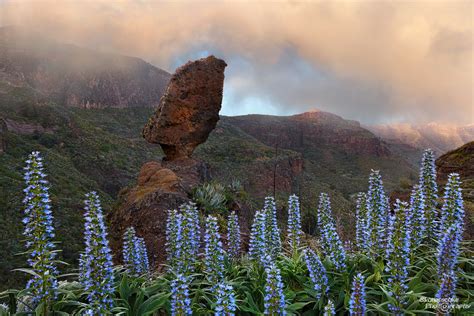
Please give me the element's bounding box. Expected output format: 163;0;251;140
143;55;227;160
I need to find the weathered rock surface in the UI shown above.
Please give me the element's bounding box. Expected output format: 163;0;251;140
143;56;227;160
109;158;210;265
111;56;227;267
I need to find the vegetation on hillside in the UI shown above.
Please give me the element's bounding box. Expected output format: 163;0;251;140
0;149;472;315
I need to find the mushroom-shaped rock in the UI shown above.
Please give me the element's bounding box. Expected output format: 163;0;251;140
143;55;227;160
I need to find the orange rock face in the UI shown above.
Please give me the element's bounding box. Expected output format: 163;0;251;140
143;56;227;160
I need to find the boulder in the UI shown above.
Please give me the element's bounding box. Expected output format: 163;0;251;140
143;56;227;160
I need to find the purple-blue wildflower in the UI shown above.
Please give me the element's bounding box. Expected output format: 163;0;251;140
349;273;366;316
166;209;183;266
80;191;114;314
437;224;461;276
227;211;241;259
419;149;439;240
366;170;389;254
214;281;237;316
409;185;426;247
136;237;150;274
249;209;267;262
439;173;465;237
182;202;201;256
303;248;328;300
385;200;412;314
204;215;225;284
170;273;192;316
264;258;286;315
318;193;346;271
287;194;302;253
324;300;335;316
123;227;142;275
436;270;457;310
263;196;281;259
355;192;369;253
22;151;58;307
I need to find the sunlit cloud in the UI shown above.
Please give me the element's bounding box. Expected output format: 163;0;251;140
1;0;472;124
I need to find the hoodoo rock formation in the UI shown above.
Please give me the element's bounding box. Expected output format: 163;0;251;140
143;55;227;160
110;56;226;266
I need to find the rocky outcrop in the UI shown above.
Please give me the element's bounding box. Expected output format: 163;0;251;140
436;141;474;182
0;27;170;108
436;141;474;239
143;56;227;160
111;56;226;266
109;158;210;265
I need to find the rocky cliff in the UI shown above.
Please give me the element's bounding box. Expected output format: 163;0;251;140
0;27;170;108
226;111;391;157
436;141;474;238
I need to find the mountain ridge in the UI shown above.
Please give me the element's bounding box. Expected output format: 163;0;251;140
0;27;171;108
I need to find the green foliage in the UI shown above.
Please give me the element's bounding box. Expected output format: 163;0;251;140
2;239;472;315
193;182;228;213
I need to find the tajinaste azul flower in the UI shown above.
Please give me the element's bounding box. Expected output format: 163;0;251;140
166;209;182;264
22;151;58;307
170;273;192;316
366;170;389;255
204;215;225;285
317;193;334;231
80;192;114;314
355;192;370;253
385;200;412;315
179;202;201;273
436;224;462;303
264;258;286;315
324;300;335;316
136;237;150;274
418;149;439;240
227;211;241;259
318;193;346;271
287;194;302;253
123;227;142;275
409;185;426;247
214;281;237;316
303;248;328;300
249;209;268;262
349;273;366;316
263;196;281;259
436;270;457;313
439;173;465;237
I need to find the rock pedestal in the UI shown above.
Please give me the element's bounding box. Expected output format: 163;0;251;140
110;56;226;266
142;55;227;160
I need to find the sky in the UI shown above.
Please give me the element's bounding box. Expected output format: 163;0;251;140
1;0;473;125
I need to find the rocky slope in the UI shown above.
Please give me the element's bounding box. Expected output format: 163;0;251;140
0;27;171;108
436;141;474;238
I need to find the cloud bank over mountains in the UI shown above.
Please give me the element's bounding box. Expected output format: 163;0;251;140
2;0;472;124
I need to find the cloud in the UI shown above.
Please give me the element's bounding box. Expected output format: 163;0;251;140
1;0;472;124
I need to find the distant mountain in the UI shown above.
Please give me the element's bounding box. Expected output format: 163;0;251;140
436;141;474;238
367;122;474;156
0;27;171;108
